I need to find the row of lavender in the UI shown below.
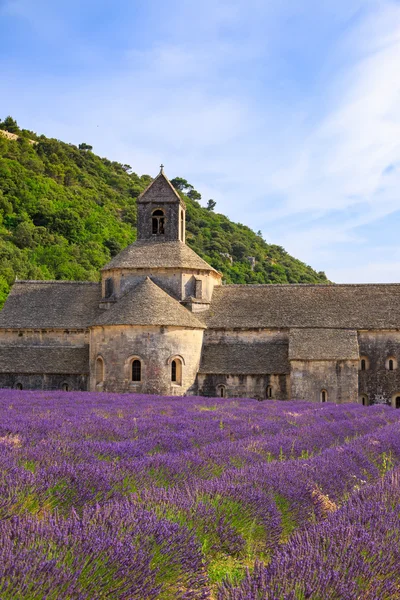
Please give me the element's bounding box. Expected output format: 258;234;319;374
219;467;400;600
0;390;400;598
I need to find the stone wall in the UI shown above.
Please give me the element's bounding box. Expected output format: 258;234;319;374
101;268;220;302
0;373;88;391
358;331;400;406
290;359;359;403
90;324;204;395
137;202;185;242
197;373;289;400
0;329;89;346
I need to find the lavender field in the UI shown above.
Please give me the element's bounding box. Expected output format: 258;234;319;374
0;391;400;599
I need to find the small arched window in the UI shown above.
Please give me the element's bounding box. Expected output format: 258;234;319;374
396;396;400;409
217;385;226;398
132;359;142;382
152;209;165;235
320;389;328;403
266;385;273;399
171;358;182;385
95;357;104;384
360;394;369;406
386;357;397;371
359;356;369;371
61;382;69;392
15;382;23;390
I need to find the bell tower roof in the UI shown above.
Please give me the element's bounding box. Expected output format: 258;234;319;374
136;167;186;242
138;166;185;206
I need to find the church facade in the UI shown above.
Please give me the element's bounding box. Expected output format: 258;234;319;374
1;168;400;407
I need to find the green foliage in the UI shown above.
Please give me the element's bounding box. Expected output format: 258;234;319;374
206;198;216;211
0;117;329;308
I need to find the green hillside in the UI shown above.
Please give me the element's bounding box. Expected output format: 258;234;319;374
0;116;328;308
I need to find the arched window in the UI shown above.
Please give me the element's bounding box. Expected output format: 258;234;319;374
359;356;369;371
266;385;273;399
152;209;165;235
391;394;400;409
386;357;397;371
132;359;142;382
95;357;104;384
15;382;23;390
320;389;328;403
171;358;182;385
217;385;226;398
61;382;69;392
360;394;369;406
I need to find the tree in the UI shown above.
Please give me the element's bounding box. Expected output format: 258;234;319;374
0;116;19;134
104;238;122;257
79;143;93;151
187;189;201;201
206;199;216;211
170;177;193;193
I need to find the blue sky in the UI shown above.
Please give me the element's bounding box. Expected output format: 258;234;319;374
1;0;400;282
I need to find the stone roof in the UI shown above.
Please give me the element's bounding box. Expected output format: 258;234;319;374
0;281;101;330
205;284;400;330
199;340;290;374
289;328;359;360
102;240;219;273
137;170;184;205
94;277;205;329
0;346;89;374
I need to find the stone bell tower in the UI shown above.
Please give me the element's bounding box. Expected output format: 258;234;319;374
137;165;186;243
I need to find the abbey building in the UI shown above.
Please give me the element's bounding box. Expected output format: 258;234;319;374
1;168;400;408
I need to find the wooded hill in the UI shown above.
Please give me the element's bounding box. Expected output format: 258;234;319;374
0;116;328;308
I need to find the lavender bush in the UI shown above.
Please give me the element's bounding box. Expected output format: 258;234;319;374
0;389;399;598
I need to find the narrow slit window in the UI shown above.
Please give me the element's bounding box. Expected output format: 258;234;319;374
361;359;366;371
171;360;177;382
105;278;114;298
217;385;226;398
96;357;104;384
180;210;184;241
132;360;141;382
321;390;327;403
389;359;394;371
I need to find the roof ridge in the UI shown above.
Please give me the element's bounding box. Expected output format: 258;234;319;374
137;169;182;203
218;283;400;288
15;280;100;286
94;276;205;329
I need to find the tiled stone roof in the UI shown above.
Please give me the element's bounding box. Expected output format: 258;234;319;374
0;346;89;374
199;340;290;374
137;170;184;204
0;281;101;329
289;328;359;361
102;240;219;273
94;277;205;329
205;284;400;329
